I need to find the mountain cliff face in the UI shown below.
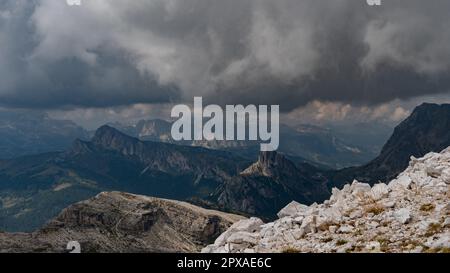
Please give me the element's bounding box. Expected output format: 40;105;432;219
240;151;300;178
70;125;244;177
329;103;450;188
0;192;244;253
210;151;330;219
203;147;450;253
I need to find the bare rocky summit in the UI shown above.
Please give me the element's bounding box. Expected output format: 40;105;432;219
0;192;244;253
203;147;450;253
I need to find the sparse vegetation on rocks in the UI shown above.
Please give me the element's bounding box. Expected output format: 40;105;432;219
203;147;450;253
420;203;435;212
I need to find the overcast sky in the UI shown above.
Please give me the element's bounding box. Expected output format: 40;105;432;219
1;0;450;128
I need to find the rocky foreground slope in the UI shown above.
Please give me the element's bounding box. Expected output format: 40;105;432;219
203;147;450;253
0;192;244;253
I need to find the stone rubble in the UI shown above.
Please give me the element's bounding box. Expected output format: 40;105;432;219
203;147;450;253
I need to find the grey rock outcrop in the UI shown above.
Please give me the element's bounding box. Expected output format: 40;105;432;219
203;147;450;253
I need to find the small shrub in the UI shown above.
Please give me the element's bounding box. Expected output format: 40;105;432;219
442;248;450;253
376;237;389;245
345;245;356;253
425;223;442;237
354;228;363;236
353;245;364;252
282;247;301;253
336;239;348;246
317;221;333;232
381;245;391;252
365;204;385;215
420;203;435;212
424;247;450;253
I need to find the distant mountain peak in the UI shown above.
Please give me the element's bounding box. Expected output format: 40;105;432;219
330;103;450;187
84;125;145;158
378;103;450;164
94;124;129;138
135;119;172;139
0;110;89;159
415;102;445;110
92;125;139;146
136;118;171;127
402;102;449;123
241;151;297;178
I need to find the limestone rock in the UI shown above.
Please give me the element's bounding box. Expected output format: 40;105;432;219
226;231;259;245
277;201;308;218
203;147;450;253
371;183;389;200
351;181;371;196
393;175;412;190
338;225;355;234
394;208;412;224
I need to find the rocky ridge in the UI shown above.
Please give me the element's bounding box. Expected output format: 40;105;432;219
0;192;244;253
203;147;450;253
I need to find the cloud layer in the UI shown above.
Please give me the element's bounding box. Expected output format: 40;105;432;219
0;0;449;111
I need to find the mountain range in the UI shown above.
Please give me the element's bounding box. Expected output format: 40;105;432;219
0;126;249;231
110;119;380;169
0;110;382;169
0;103;449;233
0;123;332;230
0;110;89;159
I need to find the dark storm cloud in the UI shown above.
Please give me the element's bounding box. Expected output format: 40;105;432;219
0;1;180;108
209;0;450;110
0;0;449;110
0;47;180;108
